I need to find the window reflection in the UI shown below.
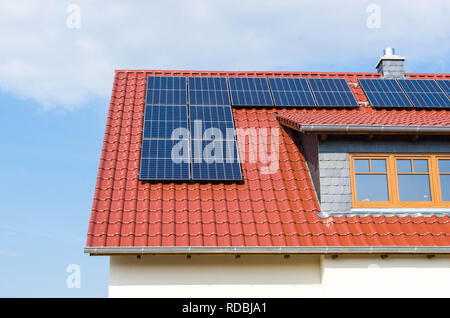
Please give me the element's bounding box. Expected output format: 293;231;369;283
398;175;431;201
354;159;370;173
397;159;412;173
439;159;450;173
371;159;386;172
413;159;428;173
356;174;389;201
397;158;431;202
439;159;450;201
354;158;388;202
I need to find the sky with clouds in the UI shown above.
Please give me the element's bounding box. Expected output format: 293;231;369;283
0;0;449;110
0;0;449;297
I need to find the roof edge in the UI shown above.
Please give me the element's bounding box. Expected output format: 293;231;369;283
85;246;450;255
113;70;450;78
278;119;450;135
114;69;380;76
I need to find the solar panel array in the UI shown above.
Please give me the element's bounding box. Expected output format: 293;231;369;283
308;78;359;107
359;78;450;108
140;76;243;181
140;75;450;181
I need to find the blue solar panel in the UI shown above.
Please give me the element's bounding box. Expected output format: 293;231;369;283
308;78;358;107
190;105;233;122
188;77;230;105
397;79;450;108
143;119;189;139
359;79;413;108
141;76;243;181
229;77;273;106
190;120;236;139
140;140;190;180
140;76;190;180
268;77;316;106
146;76;187;105
190;104;242;181
436;80;450;98
143;105;189;139
141;139;190;159
144;105;187;121
191;139;242;180
190;106;235;138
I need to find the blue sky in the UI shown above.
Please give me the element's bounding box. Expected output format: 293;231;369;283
0;0;449;297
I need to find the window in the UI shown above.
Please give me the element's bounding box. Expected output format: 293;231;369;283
350;154;450;208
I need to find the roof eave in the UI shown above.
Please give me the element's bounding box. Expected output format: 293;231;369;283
278;120;450;135
85;246;450;255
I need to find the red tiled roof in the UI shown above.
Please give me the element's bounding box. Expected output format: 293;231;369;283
86;70;450;249
276;107;450;129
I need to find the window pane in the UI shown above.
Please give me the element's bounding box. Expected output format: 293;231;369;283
371;159;386;172
413;159;428;173
354;159;370;172
397;159;412;173
439;159;450;173
398;175;431;201
355;174;389;201
440;175;450;201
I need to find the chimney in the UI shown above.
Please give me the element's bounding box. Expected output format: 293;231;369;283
375;47;406;79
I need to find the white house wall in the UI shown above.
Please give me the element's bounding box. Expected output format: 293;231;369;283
321;254;450;297
109;254;450;298
109;254;323;298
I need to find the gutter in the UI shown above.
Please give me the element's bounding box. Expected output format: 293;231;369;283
278;120;450;135
85;246;450;255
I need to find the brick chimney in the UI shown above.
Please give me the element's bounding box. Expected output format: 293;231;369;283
375;47;406;79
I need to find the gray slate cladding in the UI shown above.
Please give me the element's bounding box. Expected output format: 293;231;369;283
318;152;352;214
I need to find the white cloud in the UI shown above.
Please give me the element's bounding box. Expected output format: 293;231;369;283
0;0;448;109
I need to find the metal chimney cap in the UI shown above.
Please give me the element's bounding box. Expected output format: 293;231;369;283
383;47;396;56
375;48;405;69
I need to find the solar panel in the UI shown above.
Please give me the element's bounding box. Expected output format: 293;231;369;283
229;77;274;106
308;78;358;107
143;105;188;139
191;139;242;181
397;79;450;108
268;77;316;106
146;76;187;105
190;106;235;137
140;139;190;180
140;76;190;180
190;105;243;181
359;78;413;108
436;80;450;98
140;130;191;180
188;77;230;105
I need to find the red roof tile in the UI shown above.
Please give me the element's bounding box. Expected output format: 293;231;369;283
86;70;450;248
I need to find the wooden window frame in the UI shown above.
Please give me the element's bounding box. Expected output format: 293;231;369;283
350;154;450;208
